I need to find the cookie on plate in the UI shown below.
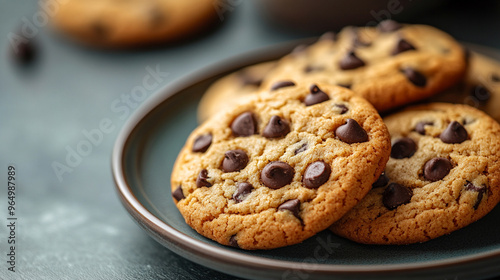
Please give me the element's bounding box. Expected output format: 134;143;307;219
197;61;276;123
171;82;391;250
330;103;500;245
427;52;500;123
48;0;222;48
260;20;467;112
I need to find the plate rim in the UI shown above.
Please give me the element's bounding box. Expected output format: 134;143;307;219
111;40;500;277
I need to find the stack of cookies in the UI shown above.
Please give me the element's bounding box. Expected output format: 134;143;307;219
172;20;500;249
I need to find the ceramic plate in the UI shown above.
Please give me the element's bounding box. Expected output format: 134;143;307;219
112;40;500;280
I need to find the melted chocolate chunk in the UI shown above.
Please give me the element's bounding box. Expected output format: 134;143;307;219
278;199;301;219
415;121;433;135
91;22;109;39
423;157;452;182
222;150;249;172
238;71;263;87
304;84;330;106
378;20;403;32
440;121;468;144
229;235;239;248
231;112;257;137
337;84;351;89
382;183;412;210
294;143;308;155
261;161;294;189
470;85;491;103
392;38;416;55
402;68;427;87
339;51;365;70
336;119;368;144
335;104;349;114
303;161;331;189
304;65;324;73
271;80;296;91
262;116;290;138
172;186;185;202
196;169;212;188
465;182;487;210
391;137;417;159
233;182;253;203
149;7;166;27
372;172;389;188
192;133;212;153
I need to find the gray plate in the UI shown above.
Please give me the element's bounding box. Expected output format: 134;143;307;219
112;40;500;280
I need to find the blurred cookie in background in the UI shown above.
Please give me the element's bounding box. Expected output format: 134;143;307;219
197;61;276;123
47;0;224;48
427;52;500;123
254;0;448;33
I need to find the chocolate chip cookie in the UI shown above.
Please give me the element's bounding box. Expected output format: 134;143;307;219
427;52;500;123
197;61;276;123
260;21;467;112
171;82;391;249
48;0;221;48
330;103;500;244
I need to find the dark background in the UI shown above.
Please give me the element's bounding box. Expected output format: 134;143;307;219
0;1;499;279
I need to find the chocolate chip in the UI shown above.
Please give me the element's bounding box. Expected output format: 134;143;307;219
339;51;365;70
303;161;331;189
229;235;239;248
261;161;294;189
304;84;330;106
172;186;185;202
11;37;37;66
465;182;486;210
294;143;308;155
378;20;403;32
423;157;452;182
391;137;417;159
196;169;212;188
372;172;389;188
382;183;412;210
470;85;491;103
392;38;416;55
336;119;368;144
337;84;351;89
415;121;433;135
238;71;263;87
231;112;257;137
233;182;253;203
222;150;249;172
278;199;300;219
149;7;166;27
91;22;109;39
319;31;336;41
335;104;349;114
440;121;468;144
402;68;427;87
304;65;324;73
491;73;500;82
192;133;212;153
271;80;295;91
262;116;290;138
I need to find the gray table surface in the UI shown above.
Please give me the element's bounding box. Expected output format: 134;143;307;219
1;1;499;279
